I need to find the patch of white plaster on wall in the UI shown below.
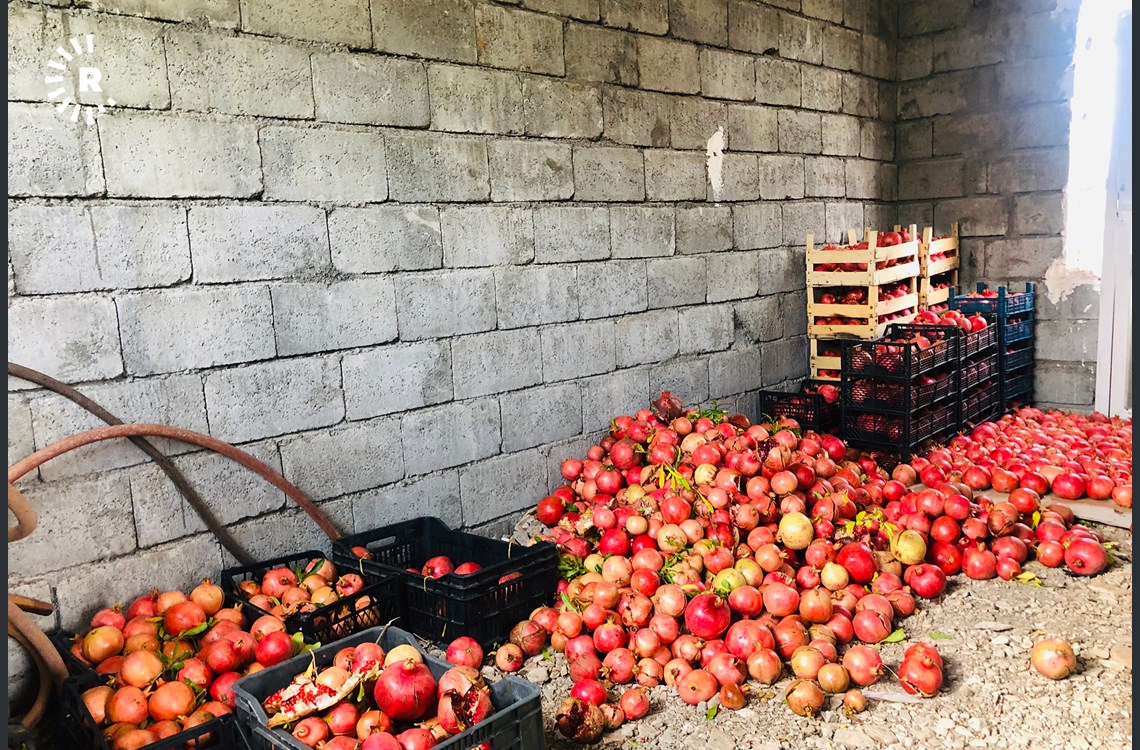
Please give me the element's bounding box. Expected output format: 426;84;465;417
706;127;725;200
1043;257;1100;306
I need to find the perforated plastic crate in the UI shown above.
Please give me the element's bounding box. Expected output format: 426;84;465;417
232;625;544;750
842;371;957;413
962;383;1001;424
961;353;999;391
1004;372;1034;401
62;672;244;750
222;549;402;644
950;282;1036;317
1001;344;1034;373
759;383;840;432
332;517;558;648
1001;315;1035;346
841;401;958;449
841;323;961;379
961;325;997;358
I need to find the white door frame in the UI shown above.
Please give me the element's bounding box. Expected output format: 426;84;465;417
1094;10;1132;417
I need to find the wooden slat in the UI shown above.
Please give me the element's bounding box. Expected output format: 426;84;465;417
809;309;918;340
807;259;920;287
810;366;840;382
926;255;960;276
919;285;951;307
809;338;842;370
806;240;919;267
919;222;961;271
808;292;918;318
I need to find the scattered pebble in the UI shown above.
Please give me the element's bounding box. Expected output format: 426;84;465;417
834;728;877;748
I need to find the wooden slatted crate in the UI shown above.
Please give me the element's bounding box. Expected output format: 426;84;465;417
808;279;919;338
806;226;921;287
919;223;960;308
810;365;840;382
806;226;921;339
810;338;841;372
809;338;841;382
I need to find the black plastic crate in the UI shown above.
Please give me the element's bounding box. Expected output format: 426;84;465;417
331;517;559;648
962;383;1001;424
841;401;959;451
1000;344;1034;373
759;383;840;431
62;671;244;750
1004;371;1034;401
222;550;402;645
961;353;999;391
950;281;1036;317
842;371;957;413
961;324;997;358
48;629;100;678
232;624;544;750
841;323;961;379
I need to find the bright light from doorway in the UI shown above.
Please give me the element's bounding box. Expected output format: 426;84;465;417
1064;0;1131;274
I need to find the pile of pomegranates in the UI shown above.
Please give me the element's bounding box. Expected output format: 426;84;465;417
931;406;1131;508
233;556;369;621
496;394;1121;744
67;578;314;749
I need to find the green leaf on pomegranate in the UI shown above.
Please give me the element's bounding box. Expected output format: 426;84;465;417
1014;571;1042;586
559;555;586;583
882;628;906;643
179;621;210;639
542;647;552;661
705;704;719;720
692;401;728;425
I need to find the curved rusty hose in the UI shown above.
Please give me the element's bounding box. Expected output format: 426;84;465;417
8;598;67;729
7;363;254;564
8;423;342;542
8;483;37;543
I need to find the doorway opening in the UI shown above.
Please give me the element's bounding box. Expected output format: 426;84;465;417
1065;1;1132;415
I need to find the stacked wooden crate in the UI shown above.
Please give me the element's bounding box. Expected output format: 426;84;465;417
918;223;960;309
805;225;921;382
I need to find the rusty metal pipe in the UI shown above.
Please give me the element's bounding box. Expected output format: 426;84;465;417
8;597;68;728
8;482;37;543
8;423;341;541
7;363;255;564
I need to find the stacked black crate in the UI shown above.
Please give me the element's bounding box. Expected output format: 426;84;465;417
839;323;962;468
951;282;1036;413
958;324;1000;426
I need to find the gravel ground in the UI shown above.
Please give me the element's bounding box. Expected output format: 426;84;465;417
491;520;1133;750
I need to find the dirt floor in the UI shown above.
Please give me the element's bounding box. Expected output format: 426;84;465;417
498;519;1133;750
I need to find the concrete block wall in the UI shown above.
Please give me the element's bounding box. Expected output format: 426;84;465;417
893;0;1096;410
6;0;899;699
